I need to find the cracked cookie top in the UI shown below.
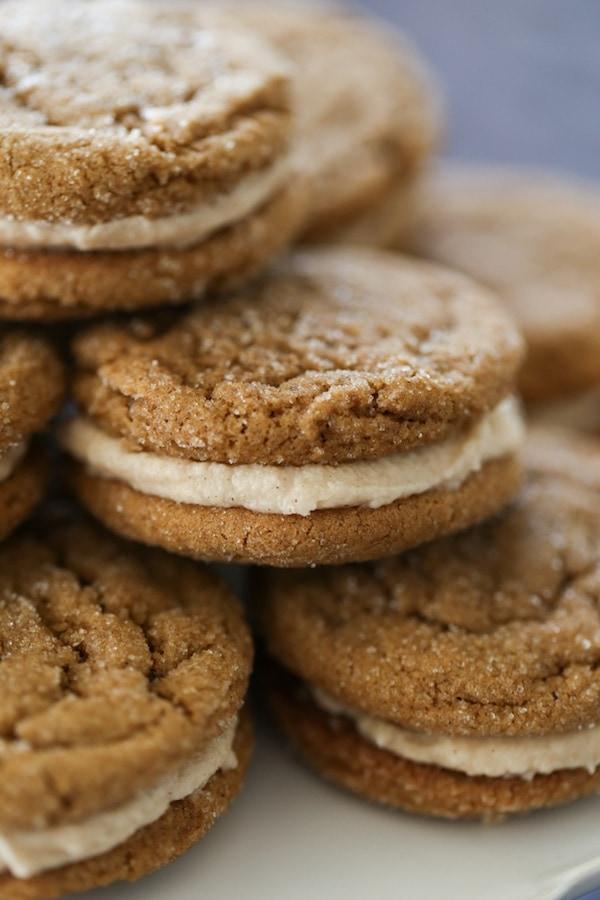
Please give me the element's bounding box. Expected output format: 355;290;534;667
0;0;290;225
411;166;600;403
0;518;252;829
72;248;524;466
0;330;65;451
262;429;600;737
214;2;441;235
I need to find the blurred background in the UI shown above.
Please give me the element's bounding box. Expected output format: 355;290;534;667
357;0;600;178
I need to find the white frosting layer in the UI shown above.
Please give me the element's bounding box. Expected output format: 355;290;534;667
0;159;289;251
314;690;600;780
0;719;237;879
60;397;523;517
0;442;26;483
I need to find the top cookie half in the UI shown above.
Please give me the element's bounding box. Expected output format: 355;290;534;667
0;0;304;318
0;0;289;225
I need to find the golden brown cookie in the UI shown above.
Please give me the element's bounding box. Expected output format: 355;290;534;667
409;165;600;407
261;429;600;817
0;331;65;538
0;516;253;893
0;0;302;319
62;248;525;566
216;1;441;242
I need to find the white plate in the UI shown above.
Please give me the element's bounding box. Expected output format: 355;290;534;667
76;724;600;900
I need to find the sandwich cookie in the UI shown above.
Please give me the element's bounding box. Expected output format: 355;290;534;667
62;248;525;567
0;518;253;898
0;331;64;541
220;1;440;243
0;0;303;320
410;165;600;422
262;429;600;820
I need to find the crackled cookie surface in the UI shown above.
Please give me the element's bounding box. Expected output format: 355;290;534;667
262;429;600;818
0;518;252;895
411;166;600;407
219;1;440;241
0;0;303;318
0;331;64;539
63;248;524;566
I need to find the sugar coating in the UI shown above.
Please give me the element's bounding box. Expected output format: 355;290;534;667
72;248;524;466
0;331;64;449
262;429;600;736
0;0;290;225
216;1;441;237
0;518;252;831
410;165;600;403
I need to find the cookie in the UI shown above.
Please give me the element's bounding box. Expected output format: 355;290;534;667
218;2;441;242
61;247;525;566
410;165;600;412
0;331;65;540
261;429;600;819
0;516;253;897
0;0;303;320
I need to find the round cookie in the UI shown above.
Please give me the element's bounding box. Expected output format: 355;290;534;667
62;248;525;566
262;429;600;819
217;1;441;242
0;0;303;319
410;165;600;411
0;330;65;540
0;516;253;895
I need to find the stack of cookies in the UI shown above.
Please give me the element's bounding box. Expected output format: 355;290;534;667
0;0;599;896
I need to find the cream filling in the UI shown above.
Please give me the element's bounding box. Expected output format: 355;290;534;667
533;387;600;433
314;690;600;780
0;158;289;251
0;442;27;483
0;719;238;879
60;397;523;517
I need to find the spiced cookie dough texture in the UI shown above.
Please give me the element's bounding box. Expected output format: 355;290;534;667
262;429;600;819
221;1;441;243
410;165;600;420
0;331;65;540
0;0;303;320
0;519;253;898
62;248;525;566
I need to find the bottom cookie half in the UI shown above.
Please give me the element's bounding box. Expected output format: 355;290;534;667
70;454;521;566
0;184;305;320
269;676;600;821
0;714;253;900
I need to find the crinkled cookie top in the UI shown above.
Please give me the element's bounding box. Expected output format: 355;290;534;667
73;248;523;466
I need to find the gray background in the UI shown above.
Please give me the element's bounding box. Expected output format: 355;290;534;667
356;0;600;178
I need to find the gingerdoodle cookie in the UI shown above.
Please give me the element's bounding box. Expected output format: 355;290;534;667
218;1;440;242
0;331;65;540
0;517;253;897
62;247;524;567
410;165;600;415
0;0;303;320
262;429;600;819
